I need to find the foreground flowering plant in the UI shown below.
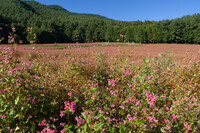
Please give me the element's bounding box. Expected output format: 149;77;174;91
0;47;199;132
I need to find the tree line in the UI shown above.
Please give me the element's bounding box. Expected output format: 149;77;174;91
1;0;200;44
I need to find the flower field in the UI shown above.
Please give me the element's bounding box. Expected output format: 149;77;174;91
0;44;200;132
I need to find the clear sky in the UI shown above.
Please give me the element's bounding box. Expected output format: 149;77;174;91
35;0;200;21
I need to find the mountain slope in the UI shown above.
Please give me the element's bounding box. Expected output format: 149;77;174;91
1;0;200;44
0;0;111;22
0;0;113;43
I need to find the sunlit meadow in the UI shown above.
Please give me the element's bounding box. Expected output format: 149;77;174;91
0;28;200;133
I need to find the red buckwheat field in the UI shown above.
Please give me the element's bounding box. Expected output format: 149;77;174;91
0;0;200;132
0;43;199;132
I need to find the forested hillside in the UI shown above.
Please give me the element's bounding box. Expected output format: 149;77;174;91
1;0;200;44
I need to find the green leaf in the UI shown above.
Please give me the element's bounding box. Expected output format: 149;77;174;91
85;100;92;105
94;123;104;131
14;114;21;118
50;124;55;128
119;110;125;115
143;58;150;63
83;124;87;132
90;87;96;91
64;124;73;129
119;122;126;133
15;126;20;131
74;99;79;103
109;127;115;133
0;107;7;113
120;59;126;63
9;109;14;116
104;105;108;110
169;53;173;56
112;96;117;101
97;113;103;119
15;96;19;105
158;53;165;57
32;109;39;115
135;119;146;125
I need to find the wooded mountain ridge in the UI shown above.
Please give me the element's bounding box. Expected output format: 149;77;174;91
0;0;200;44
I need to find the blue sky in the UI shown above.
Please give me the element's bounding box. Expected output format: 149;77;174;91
35;0;200;21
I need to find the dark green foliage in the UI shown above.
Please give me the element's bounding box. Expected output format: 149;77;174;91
1;0;200;44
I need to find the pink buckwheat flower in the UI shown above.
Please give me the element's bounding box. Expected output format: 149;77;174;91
160;95;166;98
0;89;9;93
64;101;76;112
8;129;14;132
38;119;47;126
42;127;56;133
9;38;15;43
110;104;115;107
146;93;158;107
127;114;131;118
60;123;66;127
122;69;131;75
61;128;68;133
172;114;179;120
126;97;132;103
60;111;65;117
184;122;191;133
164;125;171;130
135;101;142;106
75;116;85;127
68;92;72;96
12;27;16;31
164;119;171;124
107;79;117;86
0;115;6;118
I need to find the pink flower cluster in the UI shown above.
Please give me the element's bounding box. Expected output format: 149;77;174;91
12;27;16;32
8;36;15;44
60;111;65;117
68;92;72;96
64;100;76;112
127;114;136;121
126;97;137;103
0;115;6;118
38;119;60;133
107;79;117;86
0;89;9;93
146;93;158;107
60;101;76;117
164;119;171;124
120;34;125;37
40;127;56;133
148;116;157;123
38;119;49;127
135;101;142;106
184;122;191;133
0;36;4;43
122;69;131;75
172;114;179;120
109;89;118;97
75;116;85;127
60;123;66;127
60;128;68;133
91;83;98;87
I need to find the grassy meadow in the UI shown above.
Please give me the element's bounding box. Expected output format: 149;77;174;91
0;44;199;133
